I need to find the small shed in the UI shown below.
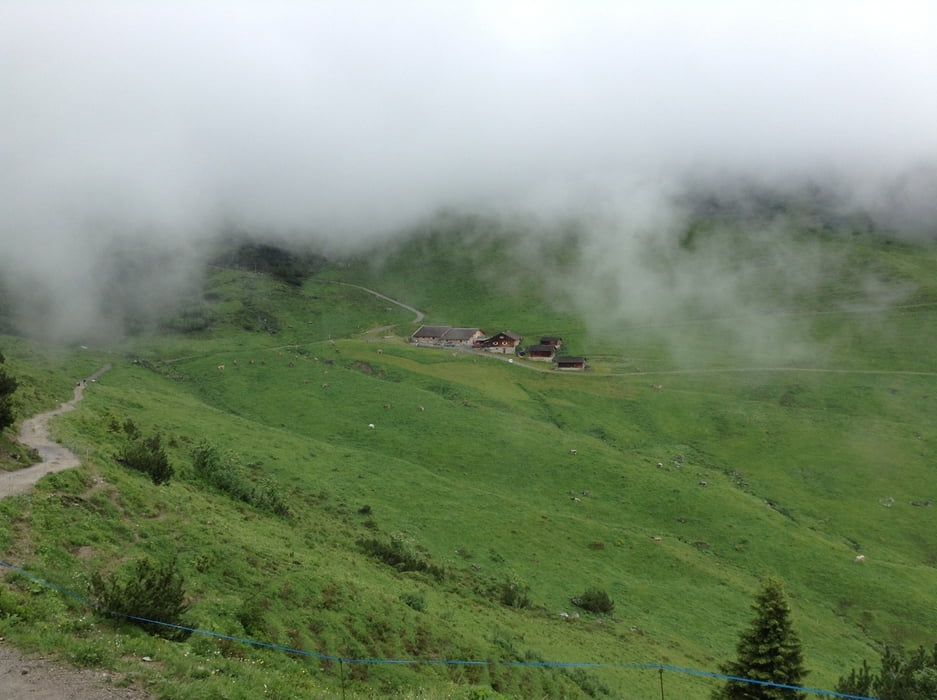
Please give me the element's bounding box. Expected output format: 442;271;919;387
484;331;523;354
527;344;557;361
539;336;563;348
555;356;587;371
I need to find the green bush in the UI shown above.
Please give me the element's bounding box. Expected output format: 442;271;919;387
191;441;291;517
357;534;445;581
116;432;174;485
571;588;614;615
497;580;532;609
400;591;427;612
90;557;191;641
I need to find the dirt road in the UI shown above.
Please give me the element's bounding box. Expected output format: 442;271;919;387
0;365;110;500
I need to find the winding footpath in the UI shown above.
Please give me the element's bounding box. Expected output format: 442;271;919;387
334;281;425;323
0;364;110;500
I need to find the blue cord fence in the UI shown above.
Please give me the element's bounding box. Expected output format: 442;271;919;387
0;559;877;699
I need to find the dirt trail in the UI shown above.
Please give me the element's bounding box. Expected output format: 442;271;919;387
0;643;148;699
0;364;110;499
333;281;425;323
1;363;155;697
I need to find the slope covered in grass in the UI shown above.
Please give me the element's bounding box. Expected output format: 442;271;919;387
1;219;935;698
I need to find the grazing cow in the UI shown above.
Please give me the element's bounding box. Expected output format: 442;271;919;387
322;383;330;388
418;405;425;412
249;360;255;365
377;349;383;355
383;403;391;409
652;536;662;542
368;423;375;429
571;497;581;503
652;384;663;390
698;481;708;487
854;554;866;563
569;449;577;455
217;365;225;371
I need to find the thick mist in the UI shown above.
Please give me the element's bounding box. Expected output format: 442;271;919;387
1;1;935;345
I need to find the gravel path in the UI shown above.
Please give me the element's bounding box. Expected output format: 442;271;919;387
0;365;110;499
1;365;155;697
0;643;149;699
333;281;425;323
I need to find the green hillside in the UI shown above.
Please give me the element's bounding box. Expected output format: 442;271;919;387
1;219;936;699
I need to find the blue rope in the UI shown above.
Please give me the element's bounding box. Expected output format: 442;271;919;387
0;560;878;699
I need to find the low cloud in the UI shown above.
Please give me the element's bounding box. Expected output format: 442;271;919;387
1;1;934;342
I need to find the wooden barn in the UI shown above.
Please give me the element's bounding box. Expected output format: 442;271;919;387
483;331;523;354
539;336;563;348
411;325;450;344
555;356;587;371
527;344;557;361
411;325;485;347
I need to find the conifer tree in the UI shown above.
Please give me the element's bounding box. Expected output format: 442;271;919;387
0;352;17;432
837;644;937;699
713;578;807;699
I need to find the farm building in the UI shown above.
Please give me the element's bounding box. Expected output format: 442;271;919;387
483;330;523;354
555;356;587;370
539;336;563;348
527;344;557;361
410;325;485;347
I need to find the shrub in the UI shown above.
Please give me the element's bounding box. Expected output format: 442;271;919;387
191;441;291;517
498;581;532;609
400;591;427;612
571;588;614;614
357;534;445;581
116;432;174;485
122;418;139;438
90;557;190;641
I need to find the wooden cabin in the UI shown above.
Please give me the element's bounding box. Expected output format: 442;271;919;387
527;344;557;361
555;356;587;370
484;331;523;354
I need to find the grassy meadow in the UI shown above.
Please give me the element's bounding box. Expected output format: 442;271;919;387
1;221;936;699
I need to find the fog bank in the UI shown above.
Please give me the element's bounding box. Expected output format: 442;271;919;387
1;1;934;341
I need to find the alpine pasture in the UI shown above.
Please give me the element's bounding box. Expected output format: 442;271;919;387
1;222;936;699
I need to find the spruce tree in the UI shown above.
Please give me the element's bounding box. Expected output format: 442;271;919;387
837;644;937;699
713;578;807;699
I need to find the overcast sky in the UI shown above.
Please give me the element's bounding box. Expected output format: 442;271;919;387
2;1;935;340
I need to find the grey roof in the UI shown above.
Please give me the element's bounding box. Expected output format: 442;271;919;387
442;327;482;341
528;344;556;353
412;325;451;338
500;330;522;341
555;356;586;363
